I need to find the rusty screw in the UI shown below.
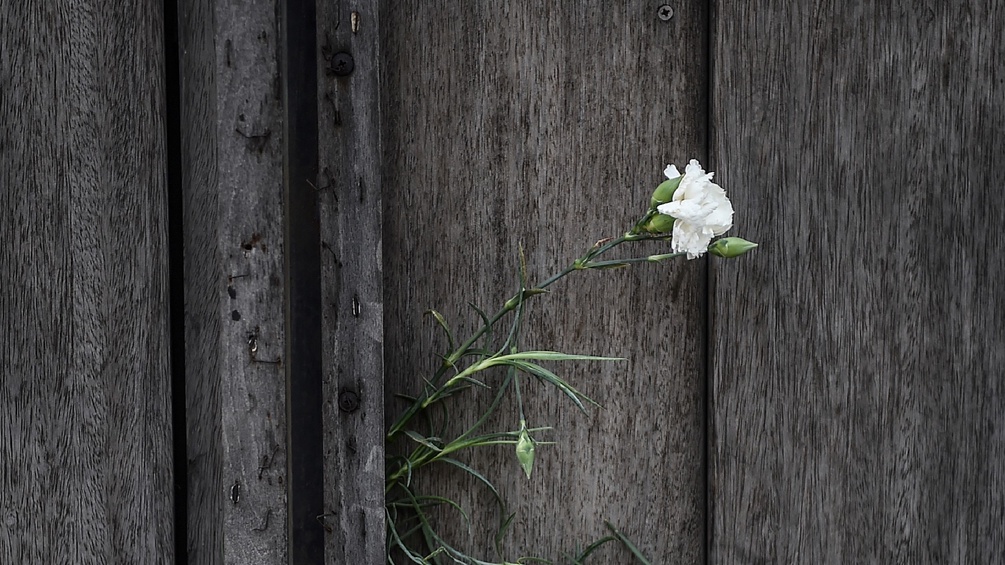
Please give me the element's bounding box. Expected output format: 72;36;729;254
331;52;354;77
657;5;674;21
338;389;360;413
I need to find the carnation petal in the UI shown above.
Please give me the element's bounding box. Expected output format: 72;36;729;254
685;159;705;176
672;220;714;259
666;158;735;257
664;164;681;179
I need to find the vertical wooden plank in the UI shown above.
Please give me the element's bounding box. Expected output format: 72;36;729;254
317;2;386;563
382;3;708;561
1;1;174;563
176;0;289;561
711;3;1005;563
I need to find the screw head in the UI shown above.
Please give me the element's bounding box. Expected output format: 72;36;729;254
338;389;360;413
330;52;354;77
658;5;674;21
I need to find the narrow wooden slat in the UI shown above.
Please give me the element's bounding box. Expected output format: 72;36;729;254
381;3;708;562
711;3;1005;562
1;1;174;562
177;0;289;561
316;2;386;563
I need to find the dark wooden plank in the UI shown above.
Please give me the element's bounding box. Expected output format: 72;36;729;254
381;3;708;562
1;1;174;562
176;0;289;561
316;2;386;563
710;3;1005;563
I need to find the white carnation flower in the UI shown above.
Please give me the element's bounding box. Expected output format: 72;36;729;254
656;159;734;259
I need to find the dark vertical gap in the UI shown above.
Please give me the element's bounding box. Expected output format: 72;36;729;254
703;1;716;563
162;0;189;561
281;0;324;563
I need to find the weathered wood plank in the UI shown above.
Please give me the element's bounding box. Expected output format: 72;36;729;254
176;0;289;562
317;2;386;563
1;1;174;562
711;3;1005;563
381;3;708;562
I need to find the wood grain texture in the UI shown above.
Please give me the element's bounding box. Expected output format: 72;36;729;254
710;3;1005;563
176;0;288;562
317;2;386;563
381;3;708;562
1;1;174;563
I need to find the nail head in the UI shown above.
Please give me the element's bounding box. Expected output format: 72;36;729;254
338;389;360;413
331;52;354;77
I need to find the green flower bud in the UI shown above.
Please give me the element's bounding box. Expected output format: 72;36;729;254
650;176;683;208
708;237;758;258
642;213;676;234
516;427;535;479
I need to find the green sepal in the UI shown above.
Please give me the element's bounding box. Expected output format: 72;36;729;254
650;175;683;208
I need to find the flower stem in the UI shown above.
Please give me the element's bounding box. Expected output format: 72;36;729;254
385;217;669;443
584;252;685;269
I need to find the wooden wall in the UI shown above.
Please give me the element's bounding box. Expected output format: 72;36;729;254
710;2;1005;562
317;2;386;563
381;2;709;561
176;0;290;561
1;1;175;562
176;0;384;563
4;0;1005;563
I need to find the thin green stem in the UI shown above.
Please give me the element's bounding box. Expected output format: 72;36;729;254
583;252;685;269
386;215;671;442
513;369;525;424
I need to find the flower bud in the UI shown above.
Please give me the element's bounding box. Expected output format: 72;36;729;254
516;427;535;479
708;237;758;258
642;213;676;234
650;176;683;208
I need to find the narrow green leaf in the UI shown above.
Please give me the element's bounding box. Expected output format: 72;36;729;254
605;521;653;565
494;512;517;557
403;430;443;452
425;309;457;352
571;536;617;563
468;301;494;354
440;457;506;513
462;348;497;358
458;376;491;389
412;495;471;526
508;360;600;413
492;350;625;363
385;506;430;564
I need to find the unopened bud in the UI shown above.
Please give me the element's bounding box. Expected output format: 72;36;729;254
516;426;535;479
650;176;683;208
642;213;676;234
708;237;758;258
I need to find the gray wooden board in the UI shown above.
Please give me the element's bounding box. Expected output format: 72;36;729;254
381;3;708;562
317;1;386;563
177;0;289;562
1;1;174;562
177;0;223;560
710;3;1005;563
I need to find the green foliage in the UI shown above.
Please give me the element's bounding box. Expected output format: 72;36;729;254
385;171;757;563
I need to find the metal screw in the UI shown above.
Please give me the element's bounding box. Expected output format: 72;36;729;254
331;52;354;77
657;5;674;21
338;389;360;413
